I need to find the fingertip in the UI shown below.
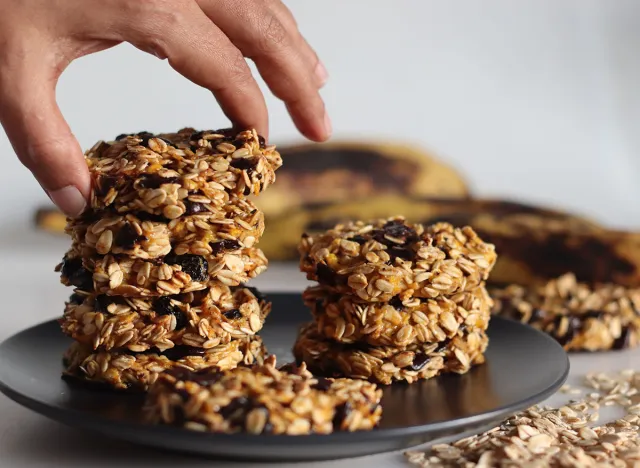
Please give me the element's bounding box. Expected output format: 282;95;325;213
286;101;331;143
47;185;87;218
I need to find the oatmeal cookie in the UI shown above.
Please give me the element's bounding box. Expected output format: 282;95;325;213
492;273;640;351
144;356;382;434
299;218;496;302
86;128;281;215
67;198;264;260
60;286;270;352
57;247;268;296
293;323;489;385
62;336;265;391
303;284;491;347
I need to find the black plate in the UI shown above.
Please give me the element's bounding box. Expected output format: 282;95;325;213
0;293;569;461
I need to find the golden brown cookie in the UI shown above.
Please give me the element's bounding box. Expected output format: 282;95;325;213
57;247;268;296
62;336;266;391
293;323;488;385
144;357;382;434
67;198;264;260
86;128;281;215
60;285;270;352
303;284;491;347
492;273;640;351
299;217;496;302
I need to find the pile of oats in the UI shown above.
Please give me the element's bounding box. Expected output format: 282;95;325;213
57;128;280;390
492;273;640;352
294;217;497;385
406;369;640;467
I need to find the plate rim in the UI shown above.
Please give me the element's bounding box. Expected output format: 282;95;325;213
0;315;570;445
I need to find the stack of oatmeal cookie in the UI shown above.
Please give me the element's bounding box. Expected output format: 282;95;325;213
56;128;281;390
294;218;497;384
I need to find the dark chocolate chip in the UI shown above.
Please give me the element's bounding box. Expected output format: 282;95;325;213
410;353;431;371
382;219;418;241
315;263;336;286
94;295;112;314
389;296;404;311
332;401;353;429
166;367;223;386
114;223;146;250
583;309;606;320
312;377;333;392
154;296;175;316
94;175;120;197
613;327;634;350
184;201;207;215
160;346;207;361
189;131;206;142
165;254;208;282
135;212;170;223
60;256;93;291
387;246;416;262
553;315;582;346
277;362;299;374
232;135;265;148
230;158;257;170
530;308;547;322
434;339;451;353
371;220;419;249
115;134;129;141
68;293;84;305
223;309;242;320
154;297;188;330
209;239;241;256
219;396;254;422
348;235;367;244
243;185;252;196
138;174;180;189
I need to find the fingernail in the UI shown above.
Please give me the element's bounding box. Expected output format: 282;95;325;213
323;111;332;138
48;186;86;218
315;61;329;87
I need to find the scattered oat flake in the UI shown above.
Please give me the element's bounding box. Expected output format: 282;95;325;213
405;369;640;467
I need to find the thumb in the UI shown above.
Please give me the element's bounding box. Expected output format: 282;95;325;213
0;61;90;217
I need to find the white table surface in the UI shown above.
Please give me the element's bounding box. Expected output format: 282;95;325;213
1;233;638;468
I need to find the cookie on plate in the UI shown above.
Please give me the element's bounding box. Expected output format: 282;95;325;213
299;217;496;302
63;336;265;391
144;356;382;434
303;284;491;347
60;285;270;352
293;323;488;385
492;273;640;351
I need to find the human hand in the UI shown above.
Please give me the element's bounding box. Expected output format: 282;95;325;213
0;0;330;217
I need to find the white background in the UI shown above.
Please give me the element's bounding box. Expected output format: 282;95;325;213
0;2;639;466
0;0;639;247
